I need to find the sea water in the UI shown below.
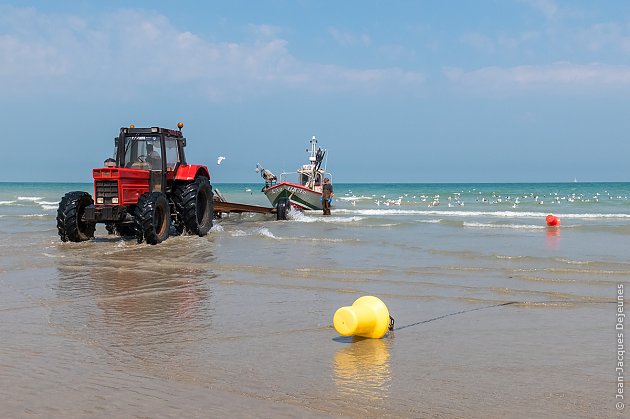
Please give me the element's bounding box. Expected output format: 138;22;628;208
0;181;627;417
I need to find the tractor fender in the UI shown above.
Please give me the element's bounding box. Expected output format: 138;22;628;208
174;164;210;181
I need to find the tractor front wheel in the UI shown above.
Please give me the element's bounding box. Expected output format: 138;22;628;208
135;192;170;245
173;176;214;236
56;191;96;242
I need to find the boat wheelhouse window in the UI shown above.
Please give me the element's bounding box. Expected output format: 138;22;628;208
300;173;309;185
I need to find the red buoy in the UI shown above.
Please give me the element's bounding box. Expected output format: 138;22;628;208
546;214;560;226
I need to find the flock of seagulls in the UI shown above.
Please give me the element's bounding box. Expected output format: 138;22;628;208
340;189;628;209
473;191;628;208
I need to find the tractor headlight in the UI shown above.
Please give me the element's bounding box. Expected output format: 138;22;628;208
96;198;104;204
112;197;119;204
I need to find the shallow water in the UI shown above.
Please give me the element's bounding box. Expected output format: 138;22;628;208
0;182;626;417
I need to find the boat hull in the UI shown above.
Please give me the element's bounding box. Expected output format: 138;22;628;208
264;182;323;210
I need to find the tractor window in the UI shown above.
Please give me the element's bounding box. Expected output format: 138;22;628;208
165;138;179;171
123;135;162;170
146;140;162;170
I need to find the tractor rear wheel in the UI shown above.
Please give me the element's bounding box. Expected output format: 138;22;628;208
134;192;170;245
173;176;213;236
57;191;96;242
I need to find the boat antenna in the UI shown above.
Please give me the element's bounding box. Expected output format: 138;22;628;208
308;136;318;163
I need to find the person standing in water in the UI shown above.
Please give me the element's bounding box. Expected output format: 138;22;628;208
322;177;334;215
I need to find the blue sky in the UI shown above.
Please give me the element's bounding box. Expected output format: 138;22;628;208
1;0;630;182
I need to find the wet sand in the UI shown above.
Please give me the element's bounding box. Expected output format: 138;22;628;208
1;182;627;417
0;224;620;418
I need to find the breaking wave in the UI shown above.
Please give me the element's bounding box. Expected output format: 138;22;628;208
256;227;278;240
288;210;363;223
17;196;44;201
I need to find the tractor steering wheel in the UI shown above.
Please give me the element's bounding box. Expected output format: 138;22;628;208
136;154;147;163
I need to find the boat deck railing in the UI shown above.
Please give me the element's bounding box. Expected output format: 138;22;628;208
279;171;333;185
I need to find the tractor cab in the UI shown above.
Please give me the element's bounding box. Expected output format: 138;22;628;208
113;125;188;193
117;129;186;171
115;128;186;172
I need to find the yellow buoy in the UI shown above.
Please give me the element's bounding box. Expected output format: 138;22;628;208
333;296;391;339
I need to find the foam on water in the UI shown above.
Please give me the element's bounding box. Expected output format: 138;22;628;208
256;227;278;239
17;196;45;201
463;222;547;230
288;209;364;223
366;223;403;228
42;252;64;258
210;224;224;232
556;258;594;265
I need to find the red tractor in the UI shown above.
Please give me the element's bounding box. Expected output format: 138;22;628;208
56;122;213;245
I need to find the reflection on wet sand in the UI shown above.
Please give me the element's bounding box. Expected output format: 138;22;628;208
89;265;213;324
333;336;392;402
53;242;217;371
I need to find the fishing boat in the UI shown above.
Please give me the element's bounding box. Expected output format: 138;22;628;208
257;136;332;219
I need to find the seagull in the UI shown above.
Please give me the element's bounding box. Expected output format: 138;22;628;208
217;156;226;165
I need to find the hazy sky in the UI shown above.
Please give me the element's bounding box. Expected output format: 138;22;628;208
2;0;630;183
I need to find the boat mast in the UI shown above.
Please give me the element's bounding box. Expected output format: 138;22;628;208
308;136;317;164
301;135;325;189
306;136;318;189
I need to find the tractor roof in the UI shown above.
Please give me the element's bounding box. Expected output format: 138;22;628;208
120;126;183;138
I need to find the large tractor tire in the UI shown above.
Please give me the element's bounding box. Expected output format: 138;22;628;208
134;192;170;245
276;197;290;220
173;176;213;237
57;191;96;242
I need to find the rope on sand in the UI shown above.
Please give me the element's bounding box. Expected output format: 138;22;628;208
393;300;615;332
